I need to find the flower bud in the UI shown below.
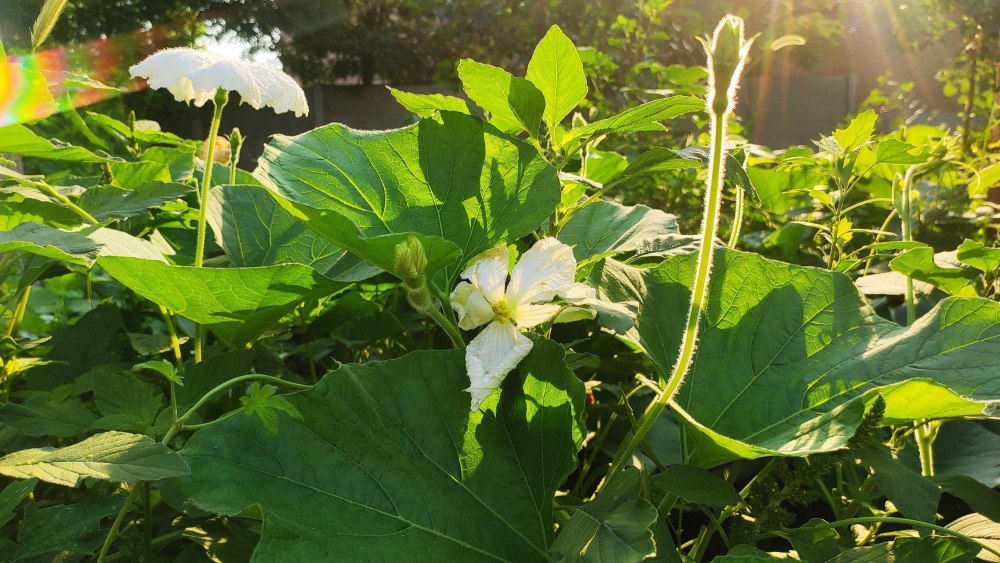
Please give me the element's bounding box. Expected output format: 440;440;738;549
394;236;432;313
393;236;428;281
705;15;753;116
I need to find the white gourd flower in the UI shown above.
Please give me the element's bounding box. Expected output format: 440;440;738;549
129;48;309;117
452;238;611;410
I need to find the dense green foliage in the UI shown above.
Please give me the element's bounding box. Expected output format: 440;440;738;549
1;9;999;563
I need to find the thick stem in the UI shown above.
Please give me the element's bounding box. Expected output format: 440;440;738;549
193;90;229;364
916;423;935;477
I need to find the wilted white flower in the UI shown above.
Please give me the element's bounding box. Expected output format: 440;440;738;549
129;48;309;116
452;238;621;410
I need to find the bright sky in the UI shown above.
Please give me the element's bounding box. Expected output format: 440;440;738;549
200;25;282;68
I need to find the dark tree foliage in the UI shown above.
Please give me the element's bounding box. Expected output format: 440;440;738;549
0;0;206;53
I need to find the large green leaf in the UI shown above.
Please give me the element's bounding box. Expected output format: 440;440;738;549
525;25;587;130
0;431;189;486
98;257;343;348
558;199;697;262
207;185;377;282
458;59;545;136
0;222;100;266
255;112;559;282
176;338;584;561
596;249;1000;466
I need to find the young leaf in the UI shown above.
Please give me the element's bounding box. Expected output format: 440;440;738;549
832;110;878;153
570;95;704;141
875;138;931;165
457;59;545;136
240;383;302;434
387;87;476;118
558;200;697;262
525;25;588;130
0;431;190;486
133;359;182;386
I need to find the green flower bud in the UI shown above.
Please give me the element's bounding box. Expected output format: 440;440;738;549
393;236;428;280
705;15;753;116
394;236;432;313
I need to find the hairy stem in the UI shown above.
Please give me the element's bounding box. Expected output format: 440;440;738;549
601;16;750;486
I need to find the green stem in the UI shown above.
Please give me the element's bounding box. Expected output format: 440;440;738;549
602;85;734;485
772;517;1000;559
34;181;99;225
194;91;228;268
4;285;30;338
95;486;139;563
192;91;229;364
426;304;465;347
900;168;916;326
727;185;745;249
915;423;935;477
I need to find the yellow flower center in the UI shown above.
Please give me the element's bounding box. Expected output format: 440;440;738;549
492;300;513;324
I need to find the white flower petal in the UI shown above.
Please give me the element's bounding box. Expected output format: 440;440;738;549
514;302;563;328
450;281;494;330
129;48;220;107
507;238;577;306
559;282;597;303
465;321;533;410
460;245;509;304
130;47;309;116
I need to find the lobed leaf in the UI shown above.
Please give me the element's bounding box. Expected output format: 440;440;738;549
176;338;584;561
